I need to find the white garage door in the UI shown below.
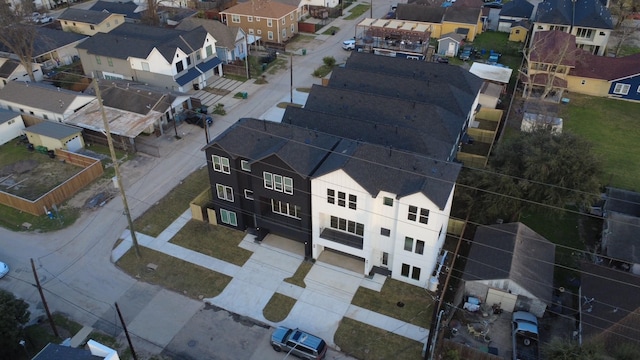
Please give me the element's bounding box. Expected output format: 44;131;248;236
486;288;518;313
65;136;83;152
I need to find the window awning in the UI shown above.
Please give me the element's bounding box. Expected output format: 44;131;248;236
197;57;222;73
175;66;202;86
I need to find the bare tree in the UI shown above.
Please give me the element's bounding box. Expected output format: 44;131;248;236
610;0;640;28
613;19;640;57
0;0;39;81
520;31;576;101
142;0;160;26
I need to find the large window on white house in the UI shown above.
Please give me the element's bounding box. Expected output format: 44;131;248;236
175;60;184;73
216;184;234;202
408;205;429;224
576;28;593;38
220;209;237;226
271;199;301;219
330;216;364;236
404;237;425;254
613;83;630;95
263;172;293;194
206;45;213;57
212;155;230;174
401;263;421;280
327;188;356;209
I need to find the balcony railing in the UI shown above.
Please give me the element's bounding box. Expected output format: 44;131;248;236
319;228;364;249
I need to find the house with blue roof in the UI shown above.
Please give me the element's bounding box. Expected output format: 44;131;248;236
532;0;613;56
76;23;223;93
498;0;534;32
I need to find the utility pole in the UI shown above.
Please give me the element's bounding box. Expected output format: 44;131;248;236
93;79;141;258
290;54;293;104
115;302;138;360
31;259;59;338
370;0;373;18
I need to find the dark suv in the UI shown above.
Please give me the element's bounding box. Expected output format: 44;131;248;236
270;326;327;359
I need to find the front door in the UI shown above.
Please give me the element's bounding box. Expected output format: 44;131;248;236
382;252;389;267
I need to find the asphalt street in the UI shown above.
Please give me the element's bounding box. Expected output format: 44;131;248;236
0;1;397;358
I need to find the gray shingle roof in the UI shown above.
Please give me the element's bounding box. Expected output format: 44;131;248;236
33;343;102;360
0;108;21;125
443;7;481;24
32;28;88;57
76;23;208;62
397;4;446;22
0;59;20;78
205;118;342;177
58;8;111;24
175;18;241;50
535;0;613;29
25;121;82;139
463;222;556;303
500;0;534;18
96;83;175;115
90;0;142;20
0;82;94;113
315;140;461;209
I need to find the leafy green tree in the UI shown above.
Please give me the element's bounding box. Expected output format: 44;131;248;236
322;56;336;68
457;130;602;222
0;290;30;358
542;338;605;360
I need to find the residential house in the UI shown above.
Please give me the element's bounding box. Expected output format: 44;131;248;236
310;141;460;287
65;80;189;153
498;0;534;33
568;52;640;102
203;118;342;258
24;121;85;152
0;58;43;88
58;8;126;35
521;30;579;101
0;28;87;70
219;1;299;44
532;0;613;56
601;188;640;274
0;108;24;146
175;18;248;64
437;32;465;57
0;82;95;122
353;18;432;60
76;23;222;92
33;340;119;360
395;3;483;41
508;20;531;43
469;62;513;107
462;222;556;317
580;262;640;346
90;1;143;23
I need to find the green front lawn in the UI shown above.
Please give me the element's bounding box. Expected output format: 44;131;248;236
560;94;640;190
344;4;370;20
169;220;251;266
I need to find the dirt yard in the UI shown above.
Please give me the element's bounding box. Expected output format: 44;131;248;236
0;157;83;200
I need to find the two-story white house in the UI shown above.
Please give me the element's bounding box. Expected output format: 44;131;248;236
532;0;613;56
76;23;222;92
311;141;460;287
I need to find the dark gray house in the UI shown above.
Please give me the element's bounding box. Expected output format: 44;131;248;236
203;118;342;258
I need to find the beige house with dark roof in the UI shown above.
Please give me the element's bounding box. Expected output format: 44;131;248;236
220;1;299;44
58;8;126;36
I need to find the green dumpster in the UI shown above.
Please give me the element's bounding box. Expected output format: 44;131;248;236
302;48;307;55
262;63;267;71
242;92;248;99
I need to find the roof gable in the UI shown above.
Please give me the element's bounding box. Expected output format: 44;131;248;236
175;18;239;49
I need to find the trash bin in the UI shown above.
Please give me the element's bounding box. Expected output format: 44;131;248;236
242;92;248;99
302;48;307;55
262;63;267;71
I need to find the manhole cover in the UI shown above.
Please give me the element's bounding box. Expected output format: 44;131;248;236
188;340;197;347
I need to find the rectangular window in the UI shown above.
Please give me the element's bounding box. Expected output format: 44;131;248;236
282;18;285;25
107;57;113;67
273;174;283;191
338;192;346;207
231;15;240;23
256;17;261;22
267;19;272;27
220;209;237;226
264;172;273;189
142;62;150;71
206;45;213;57
401;264;410;277
381;228;390;237
576;28;593;38
283;177;293;194
404;237;413;251
257;29;262;35
408;206;417;221
348;194;357;210
290;13;294;20
268;31;274;40
186;56;192;66
90;25;95;30
613;83;630;95
282;29;287;39
330;216;364;236
244;189;253;200
212;155;230;174
415;240;425;255
327;189;335;204
382;252;388;266
241;160;251;172
175;60;184;73
411;266;421;280
216;184;234;202
271;199;301;219
247;16;253;22
248;28;254;34
419;209;429;224
96;56;101;65
383;197;393;206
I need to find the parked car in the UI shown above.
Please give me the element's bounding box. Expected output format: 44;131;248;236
185;114;212;128
38;15;53;24
270;326;327;360
0;261;9;278
435;55;449;63
459;45;473;61
512;311;539;360
342;39;356;51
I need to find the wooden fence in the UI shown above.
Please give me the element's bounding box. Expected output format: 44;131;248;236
0;149;104;216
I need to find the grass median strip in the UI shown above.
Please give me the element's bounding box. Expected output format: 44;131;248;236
284;260;313;288
335;317;423;360
169;220;252;266
351;279;432;328
263;293;296;322
132;167;209;237
117;247;231;299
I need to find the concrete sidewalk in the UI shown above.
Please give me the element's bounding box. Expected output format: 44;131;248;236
113;209;429;349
